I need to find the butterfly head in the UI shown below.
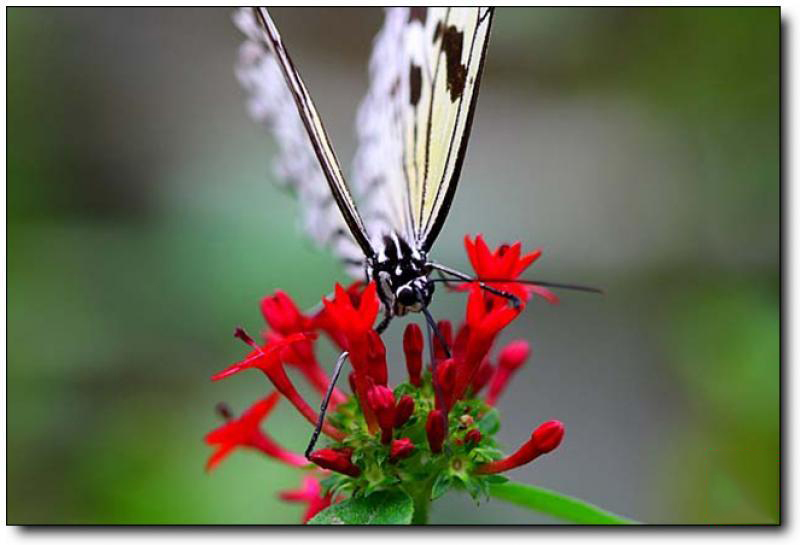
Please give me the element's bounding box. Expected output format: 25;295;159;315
370;233;434;316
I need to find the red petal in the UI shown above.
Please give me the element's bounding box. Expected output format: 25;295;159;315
205;444;236;471
464;235;480;272
466;285;485;327
359;282;380;329
475;234;492;275
513;248;542;277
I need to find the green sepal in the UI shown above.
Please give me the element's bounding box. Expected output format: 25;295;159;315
430;472;453;501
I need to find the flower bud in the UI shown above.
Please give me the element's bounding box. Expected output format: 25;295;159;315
426;409;447;454
436;358;458;409
403;324;423;387
486;340;531;405
531;420;564;454
434;320;453;362
465;429;482;445
308;447;361;477
453;324;470;359
498;340;531;371
367;385;396;444
474;420;564;475
366;330;388;386
347;371;357;394
389;438;415;462
393;395;415;428
471;360;494;395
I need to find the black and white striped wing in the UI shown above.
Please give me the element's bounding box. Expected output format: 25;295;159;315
352;7;494;253
233;8;374;274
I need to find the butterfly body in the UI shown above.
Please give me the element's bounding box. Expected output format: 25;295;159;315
368;232;434;317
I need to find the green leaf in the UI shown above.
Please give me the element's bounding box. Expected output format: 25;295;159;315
307;490;414;525
489;481;637;525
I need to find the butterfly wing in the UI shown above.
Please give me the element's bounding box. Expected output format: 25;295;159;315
233;8;375;273
352;7;494;253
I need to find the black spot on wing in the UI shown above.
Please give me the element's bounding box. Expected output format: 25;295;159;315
441;25;467;102
408;7;427;24
409;64;422;106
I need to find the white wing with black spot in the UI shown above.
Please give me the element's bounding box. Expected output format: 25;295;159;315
352;7;494;253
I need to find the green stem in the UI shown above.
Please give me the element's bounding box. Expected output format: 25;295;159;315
409;480;433;525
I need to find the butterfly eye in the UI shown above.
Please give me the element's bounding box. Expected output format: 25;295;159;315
397;287;418;307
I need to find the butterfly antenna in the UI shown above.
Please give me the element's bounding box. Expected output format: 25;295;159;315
428;262;603;295
428;263;522;308
305;350;349;458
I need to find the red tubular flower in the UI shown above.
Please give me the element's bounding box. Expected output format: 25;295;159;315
486;340;531;405
321;282;381;432
389;438;415;462
475;420;565;474
321;282;380;344
214;329;344;441
367;385;396;444
451;286;521;402
279;476;333;524
463;234;559;306
309;447;361;477
312;281;365;350
426;409;447;454
393;395;415;428
205;393;307;471
403;323;424;387
261;291;346;407
261;290;313;335
212;329;313;381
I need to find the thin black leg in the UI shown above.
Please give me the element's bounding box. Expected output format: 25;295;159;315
428;262;521;309
375;309;393;334
422;307;448;411
422;306;451;359
305;350;349;458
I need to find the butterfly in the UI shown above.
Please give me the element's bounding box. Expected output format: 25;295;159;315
233;7;598;454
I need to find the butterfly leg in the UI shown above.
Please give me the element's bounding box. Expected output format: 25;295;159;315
375;308;393;334
428;262;522;309
305;350;349;458
422;306;450;410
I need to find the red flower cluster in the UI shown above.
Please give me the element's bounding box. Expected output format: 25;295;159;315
206;235;565;523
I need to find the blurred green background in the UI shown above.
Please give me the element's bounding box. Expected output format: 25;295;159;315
7;7;779;524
